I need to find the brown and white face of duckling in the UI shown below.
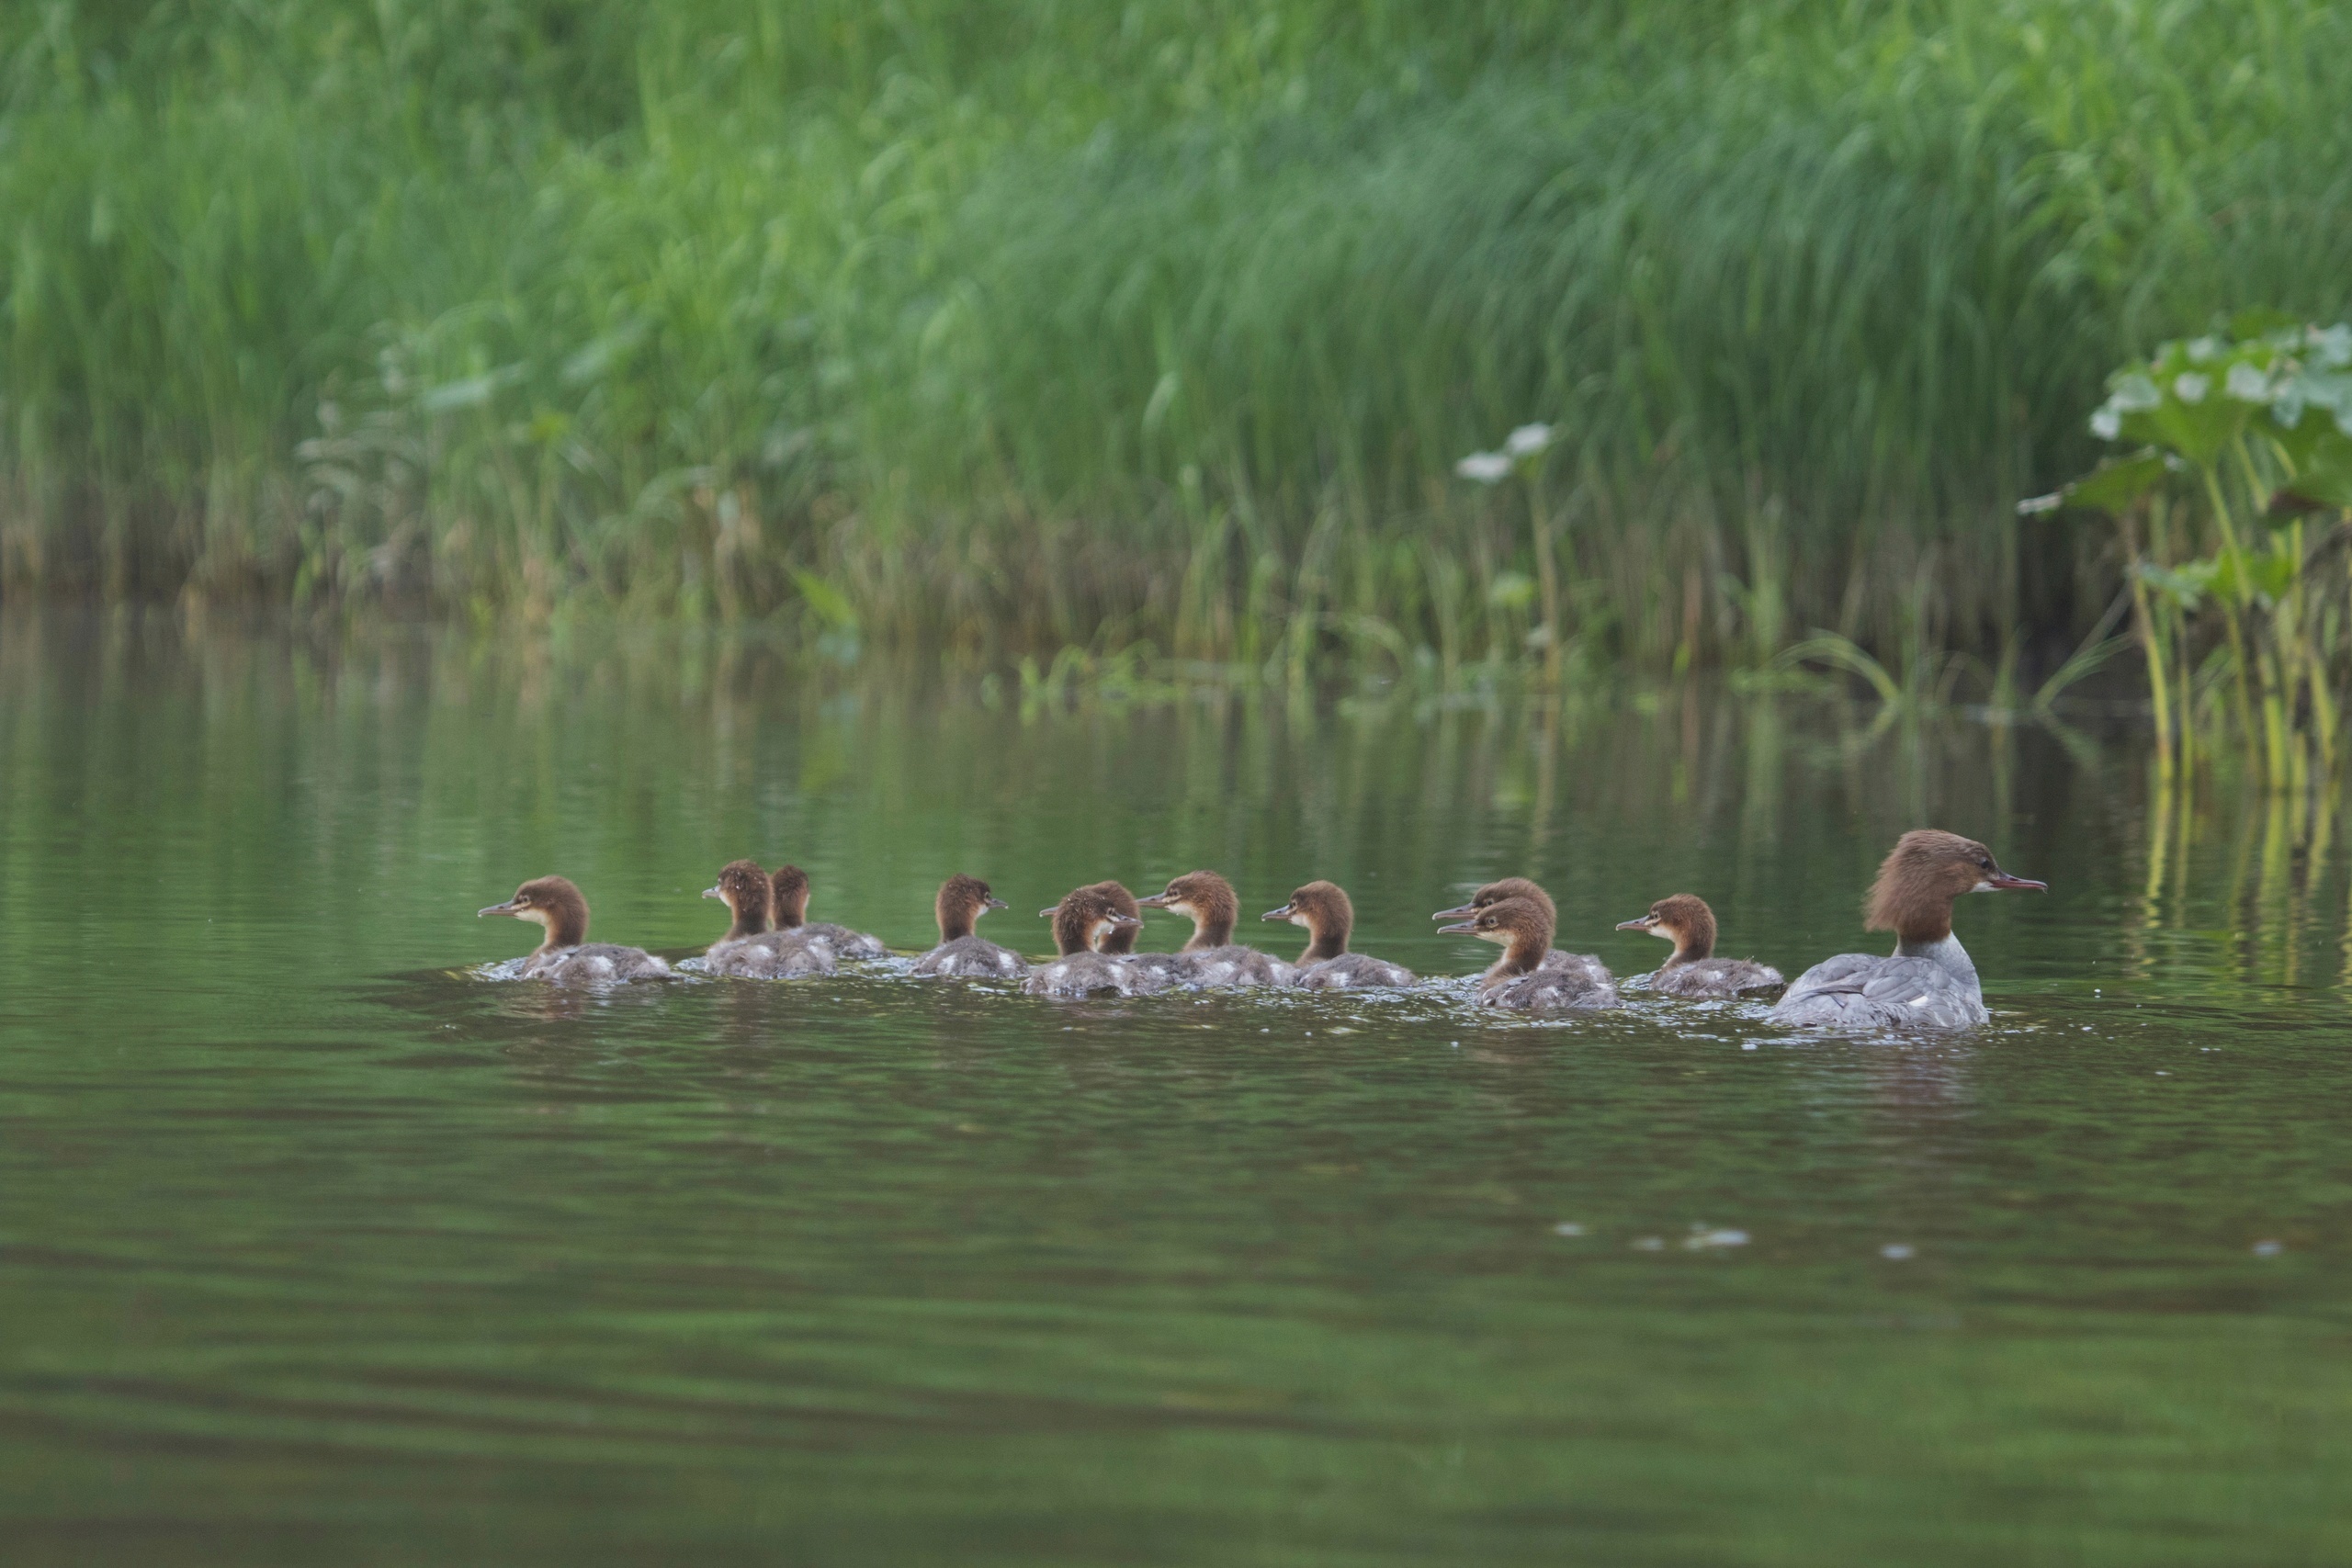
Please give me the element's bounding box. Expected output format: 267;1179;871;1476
1432;876;1557;925
1262;880;1352;963
1867;829;2046;946
702;860;773;942
1041;886;1142;956
1438;896;1555;979
936;874;1009;942
1616;893;1715;967
1136;871;1239;950
769;864;813;930
479;875;591;953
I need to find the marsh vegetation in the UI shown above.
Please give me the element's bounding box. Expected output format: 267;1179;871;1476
6;0;2351;686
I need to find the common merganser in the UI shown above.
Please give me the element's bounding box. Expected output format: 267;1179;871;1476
1261;881;1414;988
1440;896;1617;1010
1773;830;2045;1030
910;874;1028;979
478;876;671;984
1615;894;1784;998
1025;885;1163;997
769;864;888;960
699;860;834;978
1432;878;1613;992
1136;872;1300;987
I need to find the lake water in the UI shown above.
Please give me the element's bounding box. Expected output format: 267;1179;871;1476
2;611;2347;1565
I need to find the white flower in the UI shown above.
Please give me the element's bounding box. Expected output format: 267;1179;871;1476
2174;371;2210;404
2089;406;2122;441
1454;451;1512;483
1503;423;1555;457
2224;362;2272;402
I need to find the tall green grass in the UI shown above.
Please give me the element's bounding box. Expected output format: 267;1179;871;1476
4;0;2349;670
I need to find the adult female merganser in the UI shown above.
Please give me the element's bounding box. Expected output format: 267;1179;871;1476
1773;830;2045;1030
1440;897;1618;1010
769;864;888;960
1261;882;1414;988
1432;878;1614;991
1615;894;1784;998
478;875;671;984
1024;885;1164;997
699;860;834;978
1136;872;1300;987
911;874;1028;979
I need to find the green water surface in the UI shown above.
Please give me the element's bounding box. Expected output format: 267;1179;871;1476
1;614;2346;1565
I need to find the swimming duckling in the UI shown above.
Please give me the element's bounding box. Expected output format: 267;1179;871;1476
478;876;671;984
1136;871;1301;987
1024;885;1164;997
1774;830;2044;1030
911;874;1028;979
1441;897;1618;1010
700;860;835;978
1262;881;1414;988
768;863;888;960
1615;894;1784;998
1432;878;1614;991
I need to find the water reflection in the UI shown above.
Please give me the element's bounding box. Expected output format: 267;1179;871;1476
2;607;2350;1564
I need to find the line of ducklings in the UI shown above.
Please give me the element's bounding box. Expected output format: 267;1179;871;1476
478;829;2045;1031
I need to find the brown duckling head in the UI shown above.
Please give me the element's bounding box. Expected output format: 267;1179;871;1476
1438;895;1554;977
1433;875;1557;925
1263;880;1353;963
769;864;812;929
479;874;591;953
1136;870;1238;950
1616;892;1715;965
702;860;773;942
935;874;1008;942
1042;884;1143;957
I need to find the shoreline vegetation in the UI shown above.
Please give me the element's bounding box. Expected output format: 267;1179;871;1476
4;1;2350;680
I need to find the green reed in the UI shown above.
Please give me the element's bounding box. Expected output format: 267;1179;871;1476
4;0;2349;675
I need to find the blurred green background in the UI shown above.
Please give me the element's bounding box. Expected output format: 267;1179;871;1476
4;1;2349;666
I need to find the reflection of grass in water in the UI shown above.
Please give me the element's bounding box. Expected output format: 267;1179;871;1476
5;1;2351;676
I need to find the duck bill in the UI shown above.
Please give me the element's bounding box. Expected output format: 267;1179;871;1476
1261;903;1295;921
1037;905;1061;919
984;897;1010;911
478;900;523;918
1614;915;1658;931
1985;872;2047;892
1104;913;1142;930
1134;893;1174;909
700;886;723;900
1436;918;1479;935
1431;903;1478;920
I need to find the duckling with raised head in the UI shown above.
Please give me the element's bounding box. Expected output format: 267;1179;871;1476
1024;885;1165;997
699;860;835;978
1262;881;1414;988
769;864;888;960
1774;830;2044;1030
1441;897;1619;1010
479;876;672;984
911;874;1029;979
1136;871;1301;987
1432;878;1614;991
1615;894;1783;998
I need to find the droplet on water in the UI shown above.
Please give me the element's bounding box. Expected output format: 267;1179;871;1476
1881;1243;1916;1260
2252;1240;2284;1258
1554;1223;1584;1236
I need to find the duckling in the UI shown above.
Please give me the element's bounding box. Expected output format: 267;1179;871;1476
699;860;835;979
1136;871;1301;987
478;876;671;984
1024;885;1165;998
1615;894;1784;998
1775;830;2044;1030
911;874;1029;979
768;863;888;960
1440;897;1618;1010
1432;878;1614;992
1262;881;1414;988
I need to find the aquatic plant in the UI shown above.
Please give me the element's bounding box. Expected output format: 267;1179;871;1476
2026;320;2352;785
